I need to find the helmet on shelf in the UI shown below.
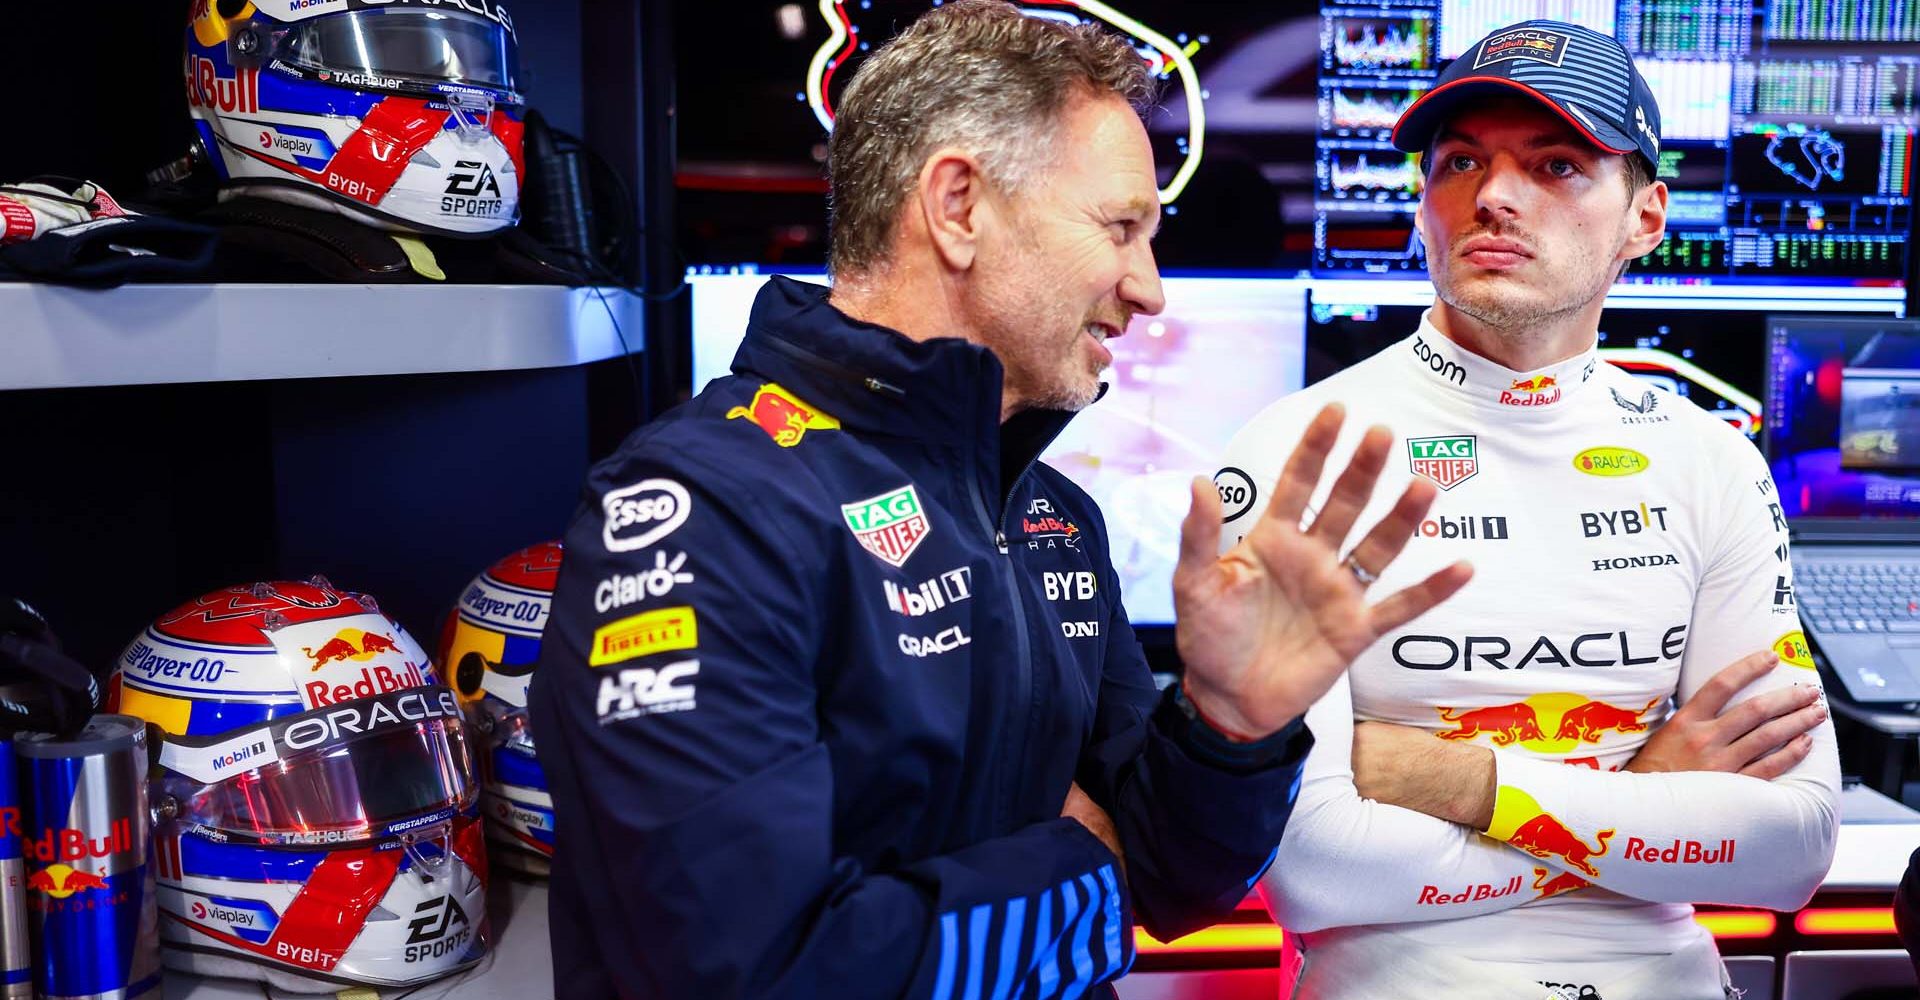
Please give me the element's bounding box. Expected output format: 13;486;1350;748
185;0;525;237
438;541;561;876
110;578;489;992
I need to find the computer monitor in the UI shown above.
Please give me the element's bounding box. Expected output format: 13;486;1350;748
1766;314;1920;522
688;270;1309;626
1315;0;1917;297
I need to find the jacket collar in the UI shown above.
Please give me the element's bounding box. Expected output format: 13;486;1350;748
731;276;1084;485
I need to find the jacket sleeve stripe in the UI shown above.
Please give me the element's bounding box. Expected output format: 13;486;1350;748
1036;880;1078;999
986;896;1027;1000
962;902;992;1000
1057;872;1101;1000
933;910;961;1000
1096;865;1125;981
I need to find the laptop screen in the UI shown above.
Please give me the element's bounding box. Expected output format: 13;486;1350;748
1767;315;1920;520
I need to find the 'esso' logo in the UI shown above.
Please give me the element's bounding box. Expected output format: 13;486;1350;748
602;479;691;552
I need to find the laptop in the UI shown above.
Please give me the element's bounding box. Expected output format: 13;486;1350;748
1765;314;1920;704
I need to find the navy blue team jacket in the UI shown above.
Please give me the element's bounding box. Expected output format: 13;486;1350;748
528;276;1312;999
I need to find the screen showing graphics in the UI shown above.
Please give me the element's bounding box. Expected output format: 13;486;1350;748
1840;371;1920;471
690;271;1309;626
1307;296;1768;435
1315;0;1915;291
1769;315;1920;518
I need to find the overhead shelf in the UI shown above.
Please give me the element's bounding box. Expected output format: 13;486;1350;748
0;283;644;391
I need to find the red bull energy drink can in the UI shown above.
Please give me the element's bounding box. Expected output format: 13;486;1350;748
18;717;158;1000
0;742;30;1000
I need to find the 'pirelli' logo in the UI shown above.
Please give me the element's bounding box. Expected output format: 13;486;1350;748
590;606;698;667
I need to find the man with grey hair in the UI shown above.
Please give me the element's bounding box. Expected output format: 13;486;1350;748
529;1;1468;996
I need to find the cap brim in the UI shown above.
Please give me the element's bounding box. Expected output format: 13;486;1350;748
1391;76;1637;157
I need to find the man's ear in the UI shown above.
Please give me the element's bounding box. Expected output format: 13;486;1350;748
1622;179;1669;260
914;147;987;272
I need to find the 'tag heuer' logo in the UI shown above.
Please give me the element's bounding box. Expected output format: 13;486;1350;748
1407;435;1478;490
1499;375;1560;407
841;485;932;568
726;383;841;448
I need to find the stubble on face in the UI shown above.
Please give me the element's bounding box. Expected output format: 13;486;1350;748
970;193;1126;414
1428;215;1626;337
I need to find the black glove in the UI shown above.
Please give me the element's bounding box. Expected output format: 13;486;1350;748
0;598;106;738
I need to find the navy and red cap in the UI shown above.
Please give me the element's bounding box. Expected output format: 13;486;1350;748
1392;20;1662;174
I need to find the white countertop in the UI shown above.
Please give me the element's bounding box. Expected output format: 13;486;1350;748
1;283;643;390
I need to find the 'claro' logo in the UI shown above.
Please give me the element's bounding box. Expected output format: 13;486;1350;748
1572;446;1649;478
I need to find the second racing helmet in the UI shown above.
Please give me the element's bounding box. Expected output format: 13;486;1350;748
110;579;489;992
438;541;561;875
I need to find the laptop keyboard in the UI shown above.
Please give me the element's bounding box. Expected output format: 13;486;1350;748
1797;561;1920;633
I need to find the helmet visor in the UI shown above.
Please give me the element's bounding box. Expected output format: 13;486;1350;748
281;10;519;92
157;686;478;846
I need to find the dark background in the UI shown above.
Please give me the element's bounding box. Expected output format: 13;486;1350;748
0;2;605;671
674;0;1325;271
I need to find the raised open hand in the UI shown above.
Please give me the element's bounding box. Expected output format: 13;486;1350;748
1173;403;1473;740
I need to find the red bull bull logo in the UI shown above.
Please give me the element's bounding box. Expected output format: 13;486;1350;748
1531;867;1590;899
1431;693;1665;754
726;383;840;447
26;864;109;900
1435;703;1543;746
1499;375;1561;407
301;628;405;671
1554;698;1659;742
1506;813;1612;878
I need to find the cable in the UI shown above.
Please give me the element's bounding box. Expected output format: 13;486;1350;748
590;283;647;428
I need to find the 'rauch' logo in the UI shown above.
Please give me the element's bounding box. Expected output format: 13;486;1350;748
1407;435;1478;490
841;485;932;568
1573;446;1649;478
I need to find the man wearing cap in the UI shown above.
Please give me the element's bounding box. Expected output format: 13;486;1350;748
1216;20;1840;999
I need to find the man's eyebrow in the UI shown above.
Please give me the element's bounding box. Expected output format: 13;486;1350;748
1432;127;1476;149
1527;132;1595;151
1115;196;1162;237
